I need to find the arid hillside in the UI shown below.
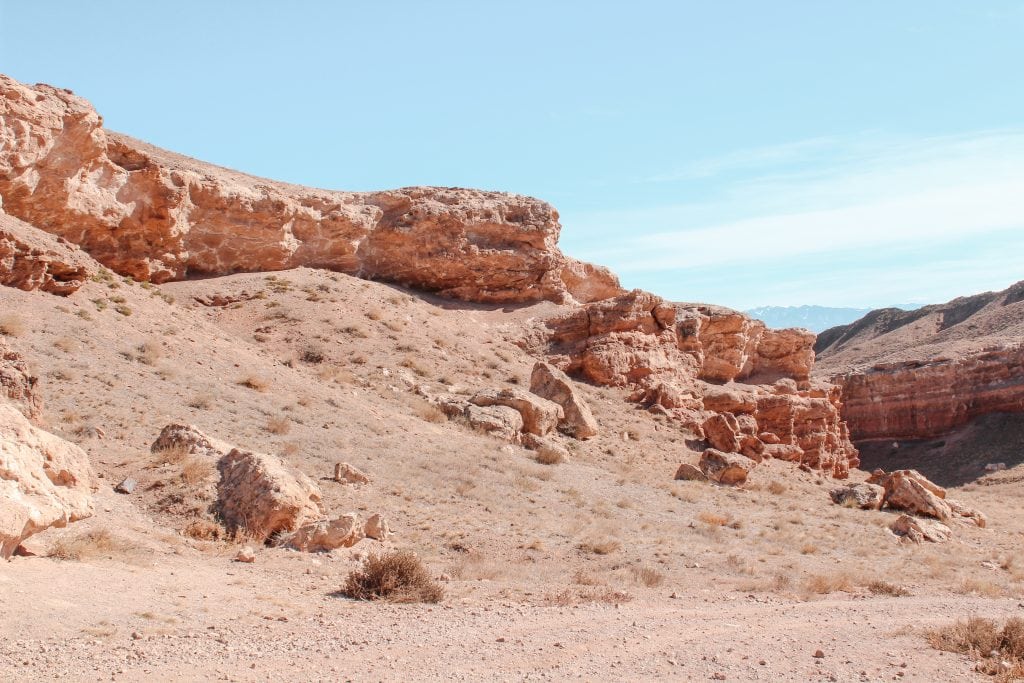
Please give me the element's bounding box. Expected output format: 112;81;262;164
2;73;1023;681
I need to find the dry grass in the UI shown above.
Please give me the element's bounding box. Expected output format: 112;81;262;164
579;537;621;555
152;443;191;465
136;341;162;365
928;617;1024;680
534;446;564;465
299;345;326;364
342;550;444;603
411;399;447;424
182;518;224;541
630;565;665;587
0;313;26;337
767;480;788;495
53;336;78;353
399;356;430;378
803;572;854;595
265;415;291;435
697;511;740;529
50;528;137;562
180;457;215;484
239;375;270;392
544;588;634;606
866;579;911;597
188;394;213;410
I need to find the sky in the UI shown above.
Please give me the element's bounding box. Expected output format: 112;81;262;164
2;1;1023;310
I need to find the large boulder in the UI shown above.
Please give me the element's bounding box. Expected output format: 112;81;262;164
829;483;885;510
699;449;756;485
465;404;524;442
529;362;598;439
216;449;324;539
151;423;232;458
1;402;94;558
702;413;740;453
890;514;952;543
881;470;952;521
282;514;364;552
470;388;563;436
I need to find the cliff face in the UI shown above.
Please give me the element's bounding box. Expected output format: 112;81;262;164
524;290;859;477
816;281;1024;444
0;75;619;305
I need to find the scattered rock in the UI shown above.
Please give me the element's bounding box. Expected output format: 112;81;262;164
529;362;599;439
813;649;825;659
880;470;951;521
470;388;563;436
829;483;884;510
114;477;137;495
465;404;524;443
703;413;740;453
674;463;708;482
283;514;364;552
0;401;95;558
699;449;756;485
363;513;391;541
333;462;370;485
890;514;952;543
235;546;256;563
216;449;324;538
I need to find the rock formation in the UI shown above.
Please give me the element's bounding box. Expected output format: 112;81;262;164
0;74;619;305
151;423;232;459
0;401;95;558
0;211;92;295
529;362;599;439
1;339;41;422
815;281;1024;453
526;290;859;477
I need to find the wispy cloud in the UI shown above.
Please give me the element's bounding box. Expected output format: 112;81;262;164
563;128;1024;306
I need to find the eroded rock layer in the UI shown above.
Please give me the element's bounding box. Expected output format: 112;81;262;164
0;210;92;295
525;290;859;477
0;74;619;304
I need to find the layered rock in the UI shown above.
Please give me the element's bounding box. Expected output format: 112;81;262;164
0;74;620;305
1;339;41;422
0;211;92;295
527;290;858;477
529;362;599;438
1;401;95;558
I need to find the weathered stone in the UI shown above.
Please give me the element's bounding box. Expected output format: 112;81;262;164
363;513;391;541
151;424;231;459
699;449;756;485
216;449;324;538
470;387;563;436
284;514;364;552
465;404;524;443
114;477;137;495
674;463;708;482
0;401;94;558
0;211;92;295
890;514;952;543
529;362;598;439
235;546;256;563
881;470;951;521
829;483;884;510
333;462;370;485
703;413;740;453
0;339;41;422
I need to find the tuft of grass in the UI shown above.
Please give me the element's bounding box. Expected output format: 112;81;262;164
866;579;911;597
182;519;224;541
180;457;215;484
928;617;1024;679
534;446;564;466
265;415;291;435
630;565;665;587
0;314;26;337
579;537;621;556
342;550;444;603
803;572;853;595
49;528;137;561
399;356;430;378
239;375;270;392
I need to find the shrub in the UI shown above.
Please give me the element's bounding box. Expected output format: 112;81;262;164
182;519;224;541
534;446;564;466
265;416;291;435
866;579;910;597
300;346;326;364
927;616;1024;678
50;528;136;561
342;550;443;603
239;375;270;392
631;565;665;587
579;537;621;555
0;314;26;337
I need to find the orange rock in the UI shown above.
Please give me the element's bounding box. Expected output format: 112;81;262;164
216;449;324;538
0;211;92;295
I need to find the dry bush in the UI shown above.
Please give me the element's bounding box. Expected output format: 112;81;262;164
152;442;191;465
534;446;564;465
300;345;326;364
53;337;78;353
188;394;213;410
239;375;270;392
697;511;738;528
411;399;447;424
766;480;787;495
448;552;508;581
181;457;215;484
803;572;853;595
545;588;633;606
265;415;291;435
399;356;430;378
341;324;368;338
579;537;621;555
0;314;26;337
631;565;665;587
136;341;162;365
365;308;383;321
956;577;1006;597
866;579;911;597
182;518;224;541
342;550;443;603
928;617;1024;679
280;441;301;457
50;528;137;561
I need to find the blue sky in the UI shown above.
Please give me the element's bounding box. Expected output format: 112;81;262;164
2;1;1023;309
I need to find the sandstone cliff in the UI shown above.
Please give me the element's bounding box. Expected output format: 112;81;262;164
523;290;859;477
816;281;1024;444
0;74;619;305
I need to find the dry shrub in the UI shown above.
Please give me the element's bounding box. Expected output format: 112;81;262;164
767;480;787;495
265;415;291;435
448;552;508;581
136;341;162;365
534;446;564;465
342;550;443;603
928;617;1024;679
53;337;78;353
365;308;383;321
50;528;136;561
239;375;270;392
412;399;447;424
803;572;853;595
866;579;910;597
631;565;665;587
181;457;215;484
300;345;326;364
957;577;1006;598
0;314;26;337
545;588;633;606
579;537;621;555
188;394;213;410
399;356;430;378
182;518;224;541
698;511;739;528
152;443;191;465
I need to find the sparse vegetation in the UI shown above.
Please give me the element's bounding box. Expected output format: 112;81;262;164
265;415;291;435
0;314;26;336
50;528;137;562
239;375;271;392
928;617;1024;680
342;550;444;603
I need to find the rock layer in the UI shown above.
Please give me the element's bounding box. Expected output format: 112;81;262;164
1;339;41;422
526;290;858;477
0;211;92;295
0;74;619;305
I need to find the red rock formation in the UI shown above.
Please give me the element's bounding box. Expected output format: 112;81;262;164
527;290;858;477
0;211;92;295
0;339;41;422
0;74;620;305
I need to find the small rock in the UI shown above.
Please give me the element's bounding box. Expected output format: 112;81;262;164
235;546;256;563
114;477;137;495
333;462;370;485
813;650;825;658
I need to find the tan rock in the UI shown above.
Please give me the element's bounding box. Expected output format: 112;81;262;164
0;401;95;558
363;513;391;541
470;387;563;436
529;362;598;439
466;404;524;442
0;211;92;295
946;498;987;528
216;449;324;539
699;449;756;485
703;413;740;453
674;463;708;482
235;546;256;563
890;514;952;543
151;423;232;458
881;470;951;521
521;433;570;463
284;514;364;552
829;483;885;510
333;462;370;485
0;339;41;422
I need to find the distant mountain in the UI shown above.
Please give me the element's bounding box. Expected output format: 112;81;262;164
745;305;875;333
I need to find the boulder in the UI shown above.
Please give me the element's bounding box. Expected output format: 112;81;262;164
363;513;391;541
521;433;571;462
829;483;885;510
674;463;708;482
946;498;987;528
466;404;524;443
0;401;95;558
0;339;41;422
334;462;370;485
151;424;231;458
698;449;756;485
702;413;740;453
470;388;563;436
283;514;364;552
0;211;92;295
890;514;952;543
529;362;598;439
216;449;324;539
881;470;951;521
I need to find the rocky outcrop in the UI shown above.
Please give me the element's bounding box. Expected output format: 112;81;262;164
0;74;620;305
333;462;370;485
527;290;858;477
829;483;884;510
151;423;232;458
890;514;952;543
470;387;563;437
1;401;95;558
282;514;364;552
529;362;599;439
1;339;41;422
0;211;92;295
215;449;324;539
699;449;756;485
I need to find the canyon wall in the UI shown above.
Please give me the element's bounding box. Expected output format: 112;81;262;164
0;74;619;305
